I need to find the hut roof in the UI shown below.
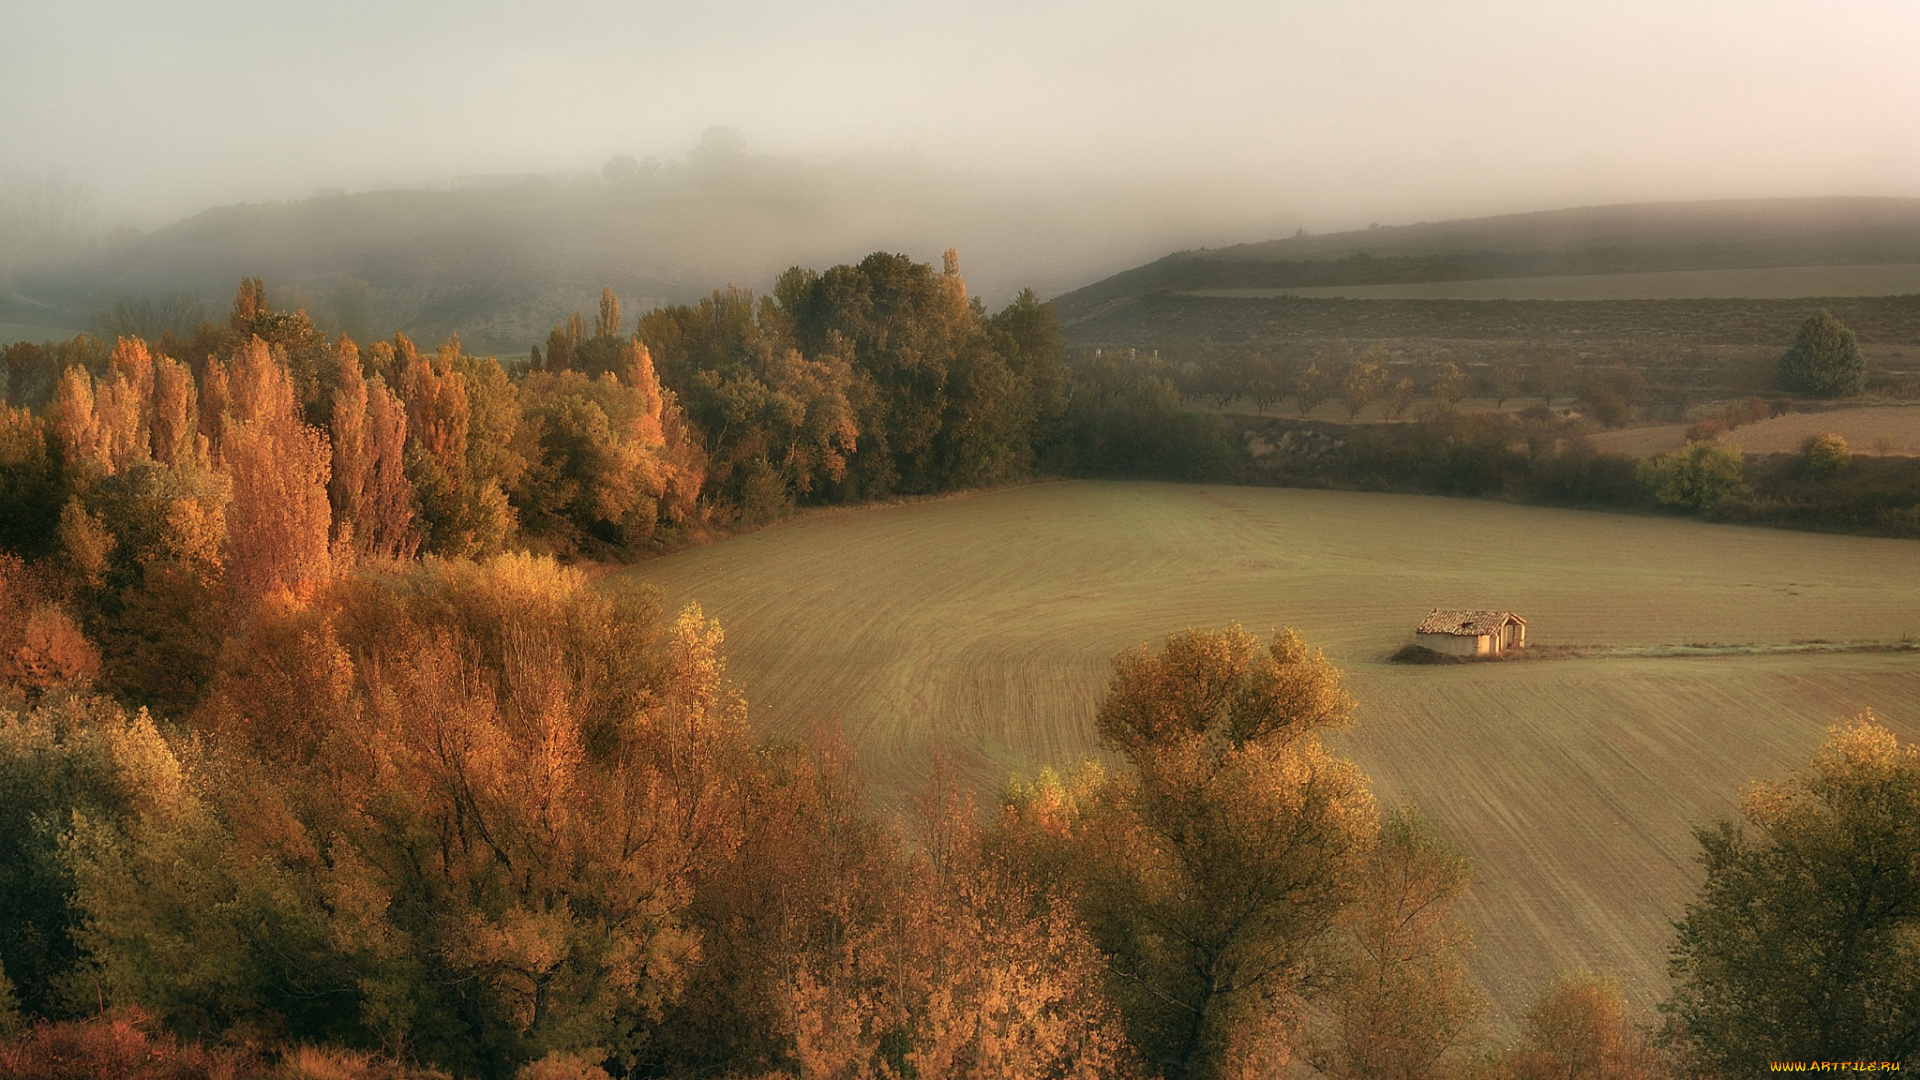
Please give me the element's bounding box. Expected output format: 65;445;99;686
1417;609;1525;636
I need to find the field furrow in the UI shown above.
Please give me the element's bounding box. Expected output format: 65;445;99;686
612;480;1920;1017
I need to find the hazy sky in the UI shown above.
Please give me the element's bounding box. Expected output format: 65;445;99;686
5;0;1920;231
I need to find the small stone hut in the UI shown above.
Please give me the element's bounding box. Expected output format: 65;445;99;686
1415;609;1527;657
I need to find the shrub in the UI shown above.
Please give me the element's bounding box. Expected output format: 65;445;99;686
1801;431;1852;474
1683;419;1726;443
1638;441;1748;512
1721;395;1769;428
1777;310;1865;397
0;1012;256;1080
1487;973;1671;1080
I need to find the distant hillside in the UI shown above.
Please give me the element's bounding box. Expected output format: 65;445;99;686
0;152;1205;356
1052;198;1920;326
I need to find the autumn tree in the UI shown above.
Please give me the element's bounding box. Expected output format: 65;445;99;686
69;557;752;1077
1528;352;1575;406
1244;355;1292;413
1801;431;1853;475
1307;804;1483;1080
35;336;228;710
1384;377;1419;419
1665;716;1920;1073
1340;355;1388;419
324;338;417;560
1488;359;1521;409
691;759;1142;1080
68;458;228;712
515;338;703;555
216;337;332;614
1008;626;1378;1080
1427;360;1466;408
1489;973;1671;1080
0;405;63;558
1295;363;1334;416
399;342;515;557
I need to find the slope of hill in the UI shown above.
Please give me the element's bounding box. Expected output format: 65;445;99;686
1053;197;1920;327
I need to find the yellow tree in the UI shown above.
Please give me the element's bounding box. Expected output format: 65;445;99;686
325;338;416;560
1308;804;1483;1079
1017;625;1378;1080
1666;716;1920;1072
1490;973;1671;1080
217;337;333;614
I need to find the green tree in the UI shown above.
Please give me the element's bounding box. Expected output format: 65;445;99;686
1777;309;1865;398
1637;441;1747;512
1665;716;1920;1072
777;251;1031;498
0;692;162;1019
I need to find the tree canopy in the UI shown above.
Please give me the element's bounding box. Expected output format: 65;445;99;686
1666;716;1920;1071
1777;309;1866;397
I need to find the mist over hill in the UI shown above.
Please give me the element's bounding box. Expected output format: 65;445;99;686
11;186;1920;360
1053;197;1920;325
0;134;1280;356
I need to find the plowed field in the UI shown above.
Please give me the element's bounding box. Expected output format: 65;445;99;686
610;481;1920;1017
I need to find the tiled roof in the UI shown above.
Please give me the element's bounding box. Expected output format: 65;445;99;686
1416;609;1525;636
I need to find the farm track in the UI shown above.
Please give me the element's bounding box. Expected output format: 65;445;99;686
609;480;1920;1019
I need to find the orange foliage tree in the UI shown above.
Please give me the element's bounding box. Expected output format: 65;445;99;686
69;557;748;1076
1488;973;1671;1080
216;338;333;615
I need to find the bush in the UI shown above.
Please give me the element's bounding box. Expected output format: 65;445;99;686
0;1012;256;1080
1801;431;1852;474
1777;309;1865;397
1638;441;1748;512
1487;974;1671;1080
1684;418;1726;443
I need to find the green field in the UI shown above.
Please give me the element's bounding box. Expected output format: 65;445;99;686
1185;262;1920;301
611;481;1920;1018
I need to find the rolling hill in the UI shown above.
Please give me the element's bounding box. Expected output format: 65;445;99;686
1052;197;1920;337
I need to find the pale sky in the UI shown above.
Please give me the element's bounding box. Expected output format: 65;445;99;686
4;0;1919;230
